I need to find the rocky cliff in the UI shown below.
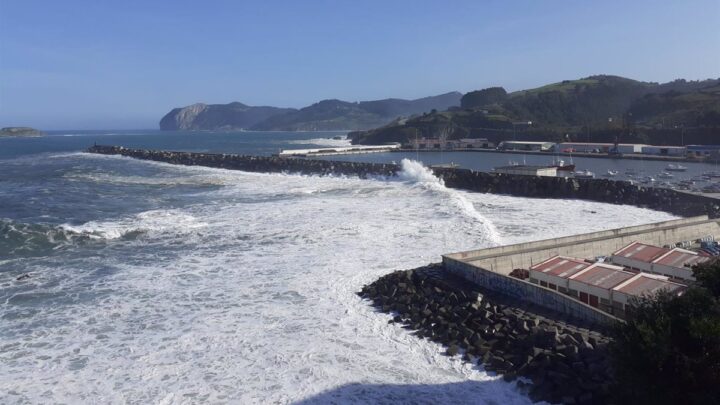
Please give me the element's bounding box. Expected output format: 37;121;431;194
159;102;295;130
159;92;462;131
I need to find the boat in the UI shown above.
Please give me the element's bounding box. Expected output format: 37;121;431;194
548;157;575;171
665;164;688;172
603;170;619;177
658;172;674;179
573;170;595;179
641;176;656;184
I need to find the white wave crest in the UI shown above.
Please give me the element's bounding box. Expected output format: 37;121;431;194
60;209;206;240
398;159;503;245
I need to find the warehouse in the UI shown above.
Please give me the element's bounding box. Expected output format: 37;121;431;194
610;242;709;281
497;141;555;151
640;145;686;156
555;142;647;154
529;254;687;318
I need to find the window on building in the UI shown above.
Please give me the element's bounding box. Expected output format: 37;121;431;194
540;281;547;287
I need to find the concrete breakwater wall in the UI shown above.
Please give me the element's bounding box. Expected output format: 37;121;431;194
86;145;720;218
432;166;720;218
86;145;399;178
360;265;614;404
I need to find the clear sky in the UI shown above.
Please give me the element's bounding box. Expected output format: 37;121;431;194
1;0;719;130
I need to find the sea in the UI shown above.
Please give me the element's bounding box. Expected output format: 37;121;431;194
1;130;679;404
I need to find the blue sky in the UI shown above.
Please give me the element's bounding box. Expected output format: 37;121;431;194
1;0;719;129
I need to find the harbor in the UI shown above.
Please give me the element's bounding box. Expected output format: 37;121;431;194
313;149;720;194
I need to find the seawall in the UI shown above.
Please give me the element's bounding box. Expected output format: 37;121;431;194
86;145;720;218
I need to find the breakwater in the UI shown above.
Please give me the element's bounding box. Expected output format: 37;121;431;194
86;145;720;218
359;264;613;404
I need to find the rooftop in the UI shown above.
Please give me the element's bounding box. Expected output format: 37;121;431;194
612;242;670;262
613;273;686;297
653;248;710;267
570;263;635;289
530;256;590;278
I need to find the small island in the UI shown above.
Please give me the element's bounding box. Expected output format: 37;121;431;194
0;127;45;137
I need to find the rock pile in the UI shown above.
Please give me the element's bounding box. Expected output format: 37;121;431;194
359;264;615;404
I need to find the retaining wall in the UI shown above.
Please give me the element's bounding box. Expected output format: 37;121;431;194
446;216;720;275
443;257;618;324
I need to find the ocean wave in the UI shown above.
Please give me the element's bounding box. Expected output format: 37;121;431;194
397;159;503;245
0;210;206;259
59;209;207;240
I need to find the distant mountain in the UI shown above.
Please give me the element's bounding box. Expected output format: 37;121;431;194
350;75;720;146
159;102;295;130
159;92;462;131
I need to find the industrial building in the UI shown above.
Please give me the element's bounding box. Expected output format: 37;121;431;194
406;137;444;149
556;142;647;154
493;165;558;177
610;242;710;281
529;254;686;318
687;145;720;157
497;141;555;151
641;145;687;156
448;138;494;149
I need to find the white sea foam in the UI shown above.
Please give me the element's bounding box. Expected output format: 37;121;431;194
0;161;677;404
59;209;207;240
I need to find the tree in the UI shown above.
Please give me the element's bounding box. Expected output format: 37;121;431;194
610;261;720;404
460;87;507;109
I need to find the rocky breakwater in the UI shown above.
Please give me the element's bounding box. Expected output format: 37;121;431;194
433;167;720;218
359;264;614;404
86;145;399;178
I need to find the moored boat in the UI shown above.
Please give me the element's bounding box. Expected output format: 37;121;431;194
573;170;595;179
548;157;575;171
665;164;688;172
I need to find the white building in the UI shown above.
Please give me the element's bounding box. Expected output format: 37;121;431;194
641;146;686;156
494;165;557;177
498;141;555;151
556;142;646;154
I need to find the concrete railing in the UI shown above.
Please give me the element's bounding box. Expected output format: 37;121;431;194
445;215;720;275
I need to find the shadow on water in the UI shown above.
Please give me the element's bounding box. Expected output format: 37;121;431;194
293;379;529;405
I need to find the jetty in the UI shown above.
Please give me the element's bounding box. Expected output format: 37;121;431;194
277;143;400;157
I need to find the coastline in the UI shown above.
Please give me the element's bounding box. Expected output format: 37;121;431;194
394;147;705;163
359;264;613;404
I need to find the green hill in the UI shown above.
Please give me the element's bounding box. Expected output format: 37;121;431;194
350;75;720;146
